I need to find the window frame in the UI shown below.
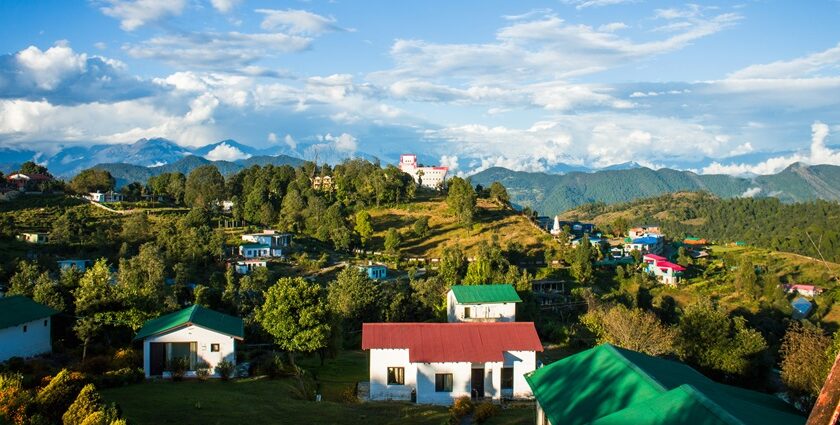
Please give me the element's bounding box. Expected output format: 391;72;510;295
435;373;453;392
464;306;471;319
387;367;405;385
210;343;220;352
501;367;514;391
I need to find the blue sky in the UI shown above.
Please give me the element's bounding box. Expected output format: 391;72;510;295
2;0;840;175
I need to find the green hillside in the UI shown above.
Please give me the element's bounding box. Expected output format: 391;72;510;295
470;163;840;215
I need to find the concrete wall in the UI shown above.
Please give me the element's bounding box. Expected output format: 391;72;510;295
143;324;236;378
446;292;516;323
0;317;51;362
369;348;416;401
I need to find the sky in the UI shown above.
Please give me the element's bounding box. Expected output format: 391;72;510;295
2;0;840;175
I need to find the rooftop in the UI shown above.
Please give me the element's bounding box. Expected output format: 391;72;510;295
0;296;58;329
362;322;542;363
525;344;804;425
134;305;244;341
450;284;522;304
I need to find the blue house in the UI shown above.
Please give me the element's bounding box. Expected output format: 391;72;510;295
57;259;91;272
791;297;813;319
358;264;387;280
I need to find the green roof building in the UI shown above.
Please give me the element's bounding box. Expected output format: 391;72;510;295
525;344;805;425
0;296;58;361
135;305;244;378
447;284;521;323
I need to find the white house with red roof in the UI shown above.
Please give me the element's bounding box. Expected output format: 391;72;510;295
643;254;686;285
783;284;824;298
362;322;542;405
398;154;448;189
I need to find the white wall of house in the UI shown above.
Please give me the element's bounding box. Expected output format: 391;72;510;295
142;324;236;378
368;348;536;405
239;246;270;258
446;292;516;323
0;317;52;362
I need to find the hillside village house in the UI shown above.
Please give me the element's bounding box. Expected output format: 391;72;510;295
643;254;686;285
6;173;52;191
241;230;291;257
57;259;91;272
234;259;266;274
85;191;124;203
18;232;48;244
525;344;805;425
398;154;448;189
624;235;664;255
628;225;662;239
783;284;824;298
0;296;57;362
135;305;244;378
447;285;521;323
362;322;542;405
239;243;270;258
358;264;387;280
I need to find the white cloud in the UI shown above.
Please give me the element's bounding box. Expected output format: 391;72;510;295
728;42;840;79
256;9;346;35
267;132;278;143
283;134;297;149
324;133;357;151
702;121;838;175
16;42;86;90
100;0;187;31
94;42;108;50
598;22;628;32
204;142;251;161
740;187;761;198
564;0;636;9
729;142;753;156
439;155;459;172
210;0;240;13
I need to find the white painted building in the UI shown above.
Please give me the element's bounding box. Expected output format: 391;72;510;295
234;259;266;274
398;154;448;189
239;243;271;258
447;285;521;323
135;305;244;378
0;296;57;362
85;191;123;203
18;232;49;244
241;230;291;257
643;254;686;285
362;322;543;405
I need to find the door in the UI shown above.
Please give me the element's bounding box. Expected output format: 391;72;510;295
149;343;166;376
471;368;485;399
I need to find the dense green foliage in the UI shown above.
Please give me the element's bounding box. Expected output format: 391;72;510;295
69;170;116;194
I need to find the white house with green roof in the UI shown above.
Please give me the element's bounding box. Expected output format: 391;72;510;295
525;344;805;425
0;296;57;361
446;284;522;323
134;305;244;378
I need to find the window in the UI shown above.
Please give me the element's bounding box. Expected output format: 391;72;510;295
501;367;514;391
43;319;48;327
387;367;405;385
435;373;453;392
211;343;220;352
464;307;471;319
22;325;27;333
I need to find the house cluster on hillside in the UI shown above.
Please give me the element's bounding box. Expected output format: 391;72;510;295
4;172;54;193
363;284;541;404
643;254;686;285
233;229;292;274
623;225;665;255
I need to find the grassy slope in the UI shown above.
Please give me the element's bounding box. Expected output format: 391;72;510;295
366;197;553;258
103;350;533;425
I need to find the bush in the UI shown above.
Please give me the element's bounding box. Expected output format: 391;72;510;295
289;373;316;401
97;368;144;389
79;356;112;375
472;402;500;424
166;357;189;381
339;385;358;404
249;352;290;379
111;348;142;369
0;373;32;425
215;360;235;381
450;396;474;419
63;384;103;425
195;362;211;380
34;369;86;422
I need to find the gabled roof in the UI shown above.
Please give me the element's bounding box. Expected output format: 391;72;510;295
362;322;542;363
657;261;686;272
449;284;522;304
0;296;58;329
525;344;805;425
633;236;662;245
643;254;667;261
134;305;244;341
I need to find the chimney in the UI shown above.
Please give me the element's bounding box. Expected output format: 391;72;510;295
807;351;840;425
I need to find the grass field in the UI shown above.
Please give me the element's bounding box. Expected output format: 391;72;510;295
102;350;534;425
367;198;552;258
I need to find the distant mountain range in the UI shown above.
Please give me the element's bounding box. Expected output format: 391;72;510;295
469;162;840;215
0;138;303;179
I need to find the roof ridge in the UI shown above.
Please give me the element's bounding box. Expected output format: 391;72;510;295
602;344;668;393
675;384;746;425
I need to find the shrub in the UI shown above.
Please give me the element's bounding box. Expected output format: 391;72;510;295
215;360;235;381
339;385;359;404
63;384;102;425
0;373;32;425
289;373;317;401
35;369;86;421
195;362;211;380
249;352;289;379
97;368;144;389
111;348;142;369
449;396;474;419
472;402;500;424
166;357;189;381
79;356;112;375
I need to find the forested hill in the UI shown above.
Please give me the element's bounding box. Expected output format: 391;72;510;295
469;162;840;215
560;191;840;263
93;154;305;187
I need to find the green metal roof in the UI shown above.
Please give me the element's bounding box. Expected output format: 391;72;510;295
134;305;244;341
525;344;805;425
450;284;521;304
0;296;58;329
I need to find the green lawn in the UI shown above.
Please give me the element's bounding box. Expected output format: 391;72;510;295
102;351;534;425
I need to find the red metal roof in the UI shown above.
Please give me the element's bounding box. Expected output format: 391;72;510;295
643;254;667;261
657;261;686;272
362;322;543;363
